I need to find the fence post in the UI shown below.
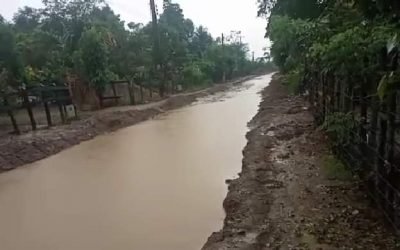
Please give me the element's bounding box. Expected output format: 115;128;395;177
58;102;66;124
308;71;314;107
73;104;78;118
321;72;327;122
359;80;368;174
4;97;20;135
328;73;335;114
44;101;52;127
21;90;37;130
149;85;153;99
334;76;341;112
128;80;136;105
315;72;321;124
41;90;53;127
139;84;144;103
343;77;351;113
376;100;388;207
384;52;399;222
111;82;118;105
385;90;397;220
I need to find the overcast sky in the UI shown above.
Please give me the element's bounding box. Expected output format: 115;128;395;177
0;0;268;57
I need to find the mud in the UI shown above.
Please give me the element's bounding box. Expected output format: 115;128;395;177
203;74;398;249
0;76;254;171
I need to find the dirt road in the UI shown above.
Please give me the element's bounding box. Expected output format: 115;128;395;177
203;75;398;249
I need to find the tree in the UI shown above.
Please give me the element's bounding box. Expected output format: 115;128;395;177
0;0;267;101
0;23;23;88
13;7;42;33
257;0;326;19
159;2;194;72
17;29;64;84
190;26;213;58
118;23;152;82
74;26;112;91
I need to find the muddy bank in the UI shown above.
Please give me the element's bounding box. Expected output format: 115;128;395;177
0;76;254;171
203;75;397;249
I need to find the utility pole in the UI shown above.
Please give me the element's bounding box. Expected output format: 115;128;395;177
149;0;164;97
222;33;226;83
252;51;255;62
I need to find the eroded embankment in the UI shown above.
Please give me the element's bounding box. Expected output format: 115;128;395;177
203;75;397;250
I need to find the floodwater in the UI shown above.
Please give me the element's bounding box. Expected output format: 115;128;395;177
0;74;271;250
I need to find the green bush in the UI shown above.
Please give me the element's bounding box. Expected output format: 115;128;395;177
282;68;302;94
322;154;353;181
322;112;358;147
182;61;212;87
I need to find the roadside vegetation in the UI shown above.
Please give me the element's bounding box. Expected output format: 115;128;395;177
259;0;400;95
0;0;273;97
322;154;353;181
260;0;400;232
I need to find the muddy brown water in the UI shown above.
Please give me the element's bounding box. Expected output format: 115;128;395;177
0;74;271;250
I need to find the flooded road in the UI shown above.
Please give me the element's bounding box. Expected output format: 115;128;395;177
0;74;271;250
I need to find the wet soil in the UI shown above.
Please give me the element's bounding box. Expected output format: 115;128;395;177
203;74;398;249
0;76;254;171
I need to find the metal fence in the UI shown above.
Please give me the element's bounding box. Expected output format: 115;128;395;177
305;66;400;233
0;86;77;134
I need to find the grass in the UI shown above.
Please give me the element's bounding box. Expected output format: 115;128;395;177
281;69;302;94
322;154;353;181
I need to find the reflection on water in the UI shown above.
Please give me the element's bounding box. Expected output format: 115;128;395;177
0;74;271;250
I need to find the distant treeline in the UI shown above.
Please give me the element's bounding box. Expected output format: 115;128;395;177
0;0;273;96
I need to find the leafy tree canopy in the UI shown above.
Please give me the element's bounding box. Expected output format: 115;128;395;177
0;0;272;95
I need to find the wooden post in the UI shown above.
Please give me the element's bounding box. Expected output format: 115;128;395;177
314;72;320;117
321;72;327;122
328;73;335;114
73;104;78;118
376;101;388;206
369;96;379;148
385;53;399;221
349;77;357;114
149;85;153;99
98;90;104;108
128;80;136;105
140;84;144;103
358;78;369;176
372;49;388;202
44;101;52;127
366;82;379;199
111;82;118;105
21;90;36;130
4;97;20;135
58;103;66;123
385;91;397;218
343;77;351;113
41;90;53;127
317;73;323;124
308;71;315;107
335;76;341;112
